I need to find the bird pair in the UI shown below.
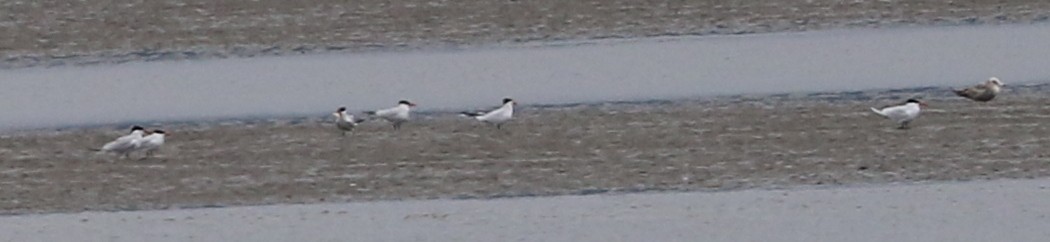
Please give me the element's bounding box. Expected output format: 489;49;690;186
334;98;517;135
97;126;167;159
871;77;1004;129
333;100;416;135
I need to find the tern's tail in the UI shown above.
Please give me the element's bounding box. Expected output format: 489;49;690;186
460;111;482;117
951;89;967;97
364;111;376;115
870;107;885;117
87;147;102;152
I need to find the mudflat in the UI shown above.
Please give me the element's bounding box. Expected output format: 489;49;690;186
2;86;1048;214
3;0;1050;217
3;0;1049;68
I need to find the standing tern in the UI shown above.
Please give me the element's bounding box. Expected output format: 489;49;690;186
365;100;416;130
334;107;364;136
98;126;146;159
461;98;516;129
870;99;927;129
137;129;166;158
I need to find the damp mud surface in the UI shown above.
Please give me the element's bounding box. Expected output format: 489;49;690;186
4;0;1050;68
2;86;1049;214
2;0;1050;216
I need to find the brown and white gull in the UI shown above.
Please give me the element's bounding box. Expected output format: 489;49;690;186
953;77;1003;102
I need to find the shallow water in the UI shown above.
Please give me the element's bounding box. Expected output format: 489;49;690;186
4;179;1049;241
1;24;1049;130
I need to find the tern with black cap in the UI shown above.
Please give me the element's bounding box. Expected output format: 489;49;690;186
462;98;516;129
871;99;928;129
365;100;416;130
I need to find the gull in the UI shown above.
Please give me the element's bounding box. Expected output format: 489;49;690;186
953;77;1004;102
137;129;166;159
870;99;927;129
365;100;416;130
461;98;516;129
333;107;365;136
98;126;146;159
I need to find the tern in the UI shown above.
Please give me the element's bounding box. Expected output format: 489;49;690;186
365;100;416;130
461;98;516;129
137;129;166;158
98;126;146;159
871;99;927;129
333;107;365;136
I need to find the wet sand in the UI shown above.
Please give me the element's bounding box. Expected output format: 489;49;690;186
2;85;1049;214
2;178;1048;242
2;2;1050;237
3;0;1050;68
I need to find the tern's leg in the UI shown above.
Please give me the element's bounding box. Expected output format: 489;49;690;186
496;124;502;130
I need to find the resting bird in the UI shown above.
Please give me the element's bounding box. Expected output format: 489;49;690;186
953;77;1003;102
99;126;146;159
333;107;365;136
871;99;927;129
461;98;516;129
365;100;416;130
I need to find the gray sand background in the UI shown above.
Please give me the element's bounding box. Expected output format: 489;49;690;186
2;0;1050;240
3;0;1050;68
3;90;1050;214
